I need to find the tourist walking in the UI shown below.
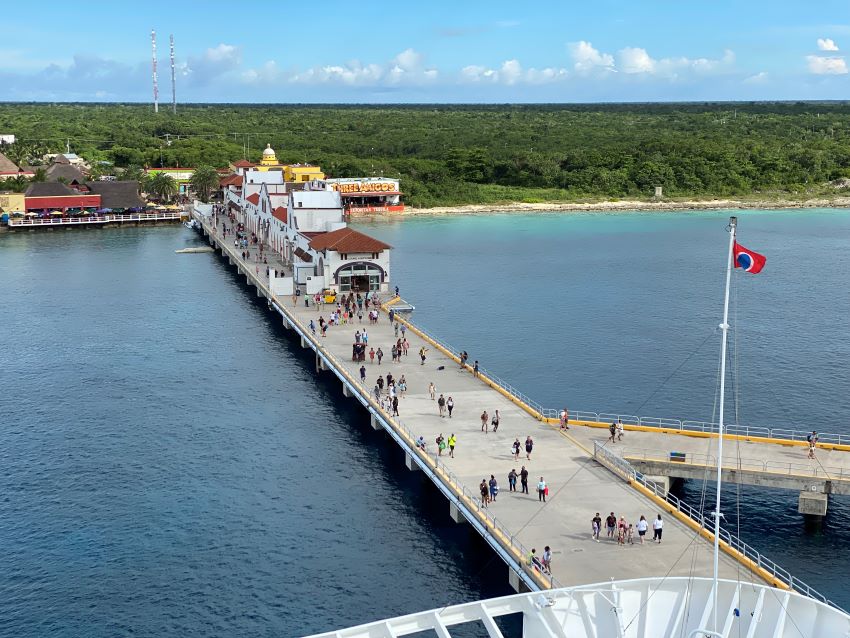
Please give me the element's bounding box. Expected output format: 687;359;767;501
616;419;624;441
492;409;500;432
592;513;602;541
438;394;446;417
525;435;534;460
537;477;547;502
807;430;818;459
636;515;648;544
508;468;517;492
608;421;617;443
606;512;617;539
446;396;454;418
481;410;489;433
512;438;521;460
436;433;446;456
428;382;436;400
448;433;456;458
376;347;383;365
480;479;489;507
369;347;375;363
392;395;399;417
520;466;529;494
419;346;428;365
488;475;499;502
653;514;664;543
359;365;366;382
617;516;628;545
473;360;480;378
542;546;552;574
559;408;569;430
398;375;407;397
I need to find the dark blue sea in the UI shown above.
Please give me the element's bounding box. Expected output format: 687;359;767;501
1;208;848;635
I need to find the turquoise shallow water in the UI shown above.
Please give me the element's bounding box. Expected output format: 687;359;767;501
0;208;849;635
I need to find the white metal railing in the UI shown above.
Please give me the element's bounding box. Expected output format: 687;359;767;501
592;442;843;611
621;447;850;482
384;314;848;447
200;218;561;592
7;212;182;226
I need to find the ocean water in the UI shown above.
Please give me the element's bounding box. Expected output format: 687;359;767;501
356;207;850;607
0;208;848;635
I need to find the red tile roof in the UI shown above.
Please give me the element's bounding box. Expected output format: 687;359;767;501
309;227;391;254
246;193;260;205
272;206;287;223
219;174;243;187
233;159;256;168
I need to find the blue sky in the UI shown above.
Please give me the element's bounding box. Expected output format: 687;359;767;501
1;0;848;102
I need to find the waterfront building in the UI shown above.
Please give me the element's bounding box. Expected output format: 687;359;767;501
45;163;88;186
144;168;195;195
0;192;26;217
220;162;392;292
24;182;101;213
84;181;146;211
325;177;404;215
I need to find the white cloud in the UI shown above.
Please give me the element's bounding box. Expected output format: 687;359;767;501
743;71;769;84
459;60;567;85
258;49;437;86
204;44;240;63
618;47;655;74
817;38;839;51
806;55;849;74
568;41;614;73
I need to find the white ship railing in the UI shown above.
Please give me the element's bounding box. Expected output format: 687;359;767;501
593;441;843;611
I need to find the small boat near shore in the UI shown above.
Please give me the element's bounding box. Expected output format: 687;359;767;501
175;246;214;254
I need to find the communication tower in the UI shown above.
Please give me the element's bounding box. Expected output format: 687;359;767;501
170;34;176;114
151;30;159;113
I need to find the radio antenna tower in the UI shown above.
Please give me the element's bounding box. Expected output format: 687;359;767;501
170;34;176;114
151;29;159;113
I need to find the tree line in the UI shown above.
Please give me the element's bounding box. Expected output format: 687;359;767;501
1;102;850;207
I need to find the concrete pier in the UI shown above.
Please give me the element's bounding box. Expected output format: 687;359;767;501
194;211;794;594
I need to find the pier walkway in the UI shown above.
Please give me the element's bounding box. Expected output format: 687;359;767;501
192;210;835;604
568;426;850;503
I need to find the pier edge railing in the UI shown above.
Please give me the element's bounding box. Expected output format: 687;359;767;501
385;307;850;449
593;442;844;612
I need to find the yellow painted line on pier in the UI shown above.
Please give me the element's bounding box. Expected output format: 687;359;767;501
552;419;850;453
547;421;785;589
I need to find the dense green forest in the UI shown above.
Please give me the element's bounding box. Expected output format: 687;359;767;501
2;102;850;207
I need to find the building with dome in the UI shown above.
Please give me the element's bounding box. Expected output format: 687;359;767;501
253;143;288;173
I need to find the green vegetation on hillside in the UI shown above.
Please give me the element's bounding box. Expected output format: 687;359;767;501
2;102;850;207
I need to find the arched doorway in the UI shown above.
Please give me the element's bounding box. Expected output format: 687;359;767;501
335;262;385;292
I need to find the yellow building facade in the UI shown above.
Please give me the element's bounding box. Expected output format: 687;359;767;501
284;164;325;182
0;192;25;213
252;144;325;181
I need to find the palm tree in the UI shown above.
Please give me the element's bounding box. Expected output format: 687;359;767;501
32;167;47;183
190;165;220;203
148;172;178;203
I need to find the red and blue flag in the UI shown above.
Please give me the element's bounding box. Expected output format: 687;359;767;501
733;242;766;273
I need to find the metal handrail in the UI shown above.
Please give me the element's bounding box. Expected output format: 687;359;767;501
204;220;562;592
7;212;181;226
621;447;849;481
384;315;848;448
593;442;843;611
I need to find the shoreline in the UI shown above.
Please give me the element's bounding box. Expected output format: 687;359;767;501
358;196;850;219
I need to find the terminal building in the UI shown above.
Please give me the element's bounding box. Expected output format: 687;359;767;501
325;177;404;215
218;144;392;293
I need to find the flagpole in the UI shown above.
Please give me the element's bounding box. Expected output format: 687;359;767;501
713;215;737;633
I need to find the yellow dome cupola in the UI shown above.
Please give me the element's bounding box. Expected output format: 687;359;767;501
260;143;278;166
